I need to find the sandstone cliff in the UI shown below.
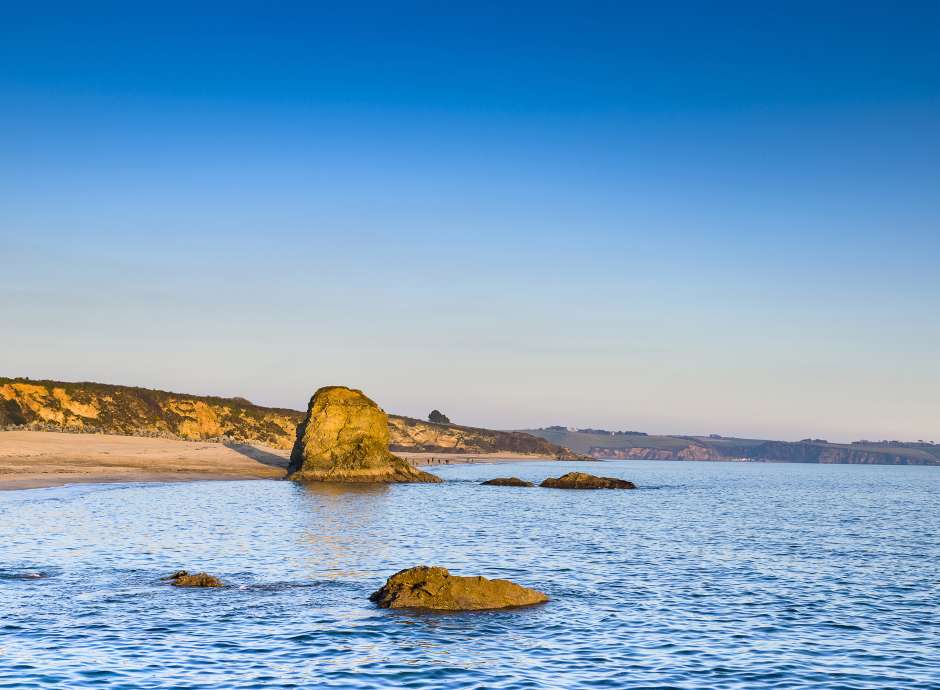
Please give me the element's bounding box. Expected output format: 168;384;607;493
0;378;299;448
0;378;577;458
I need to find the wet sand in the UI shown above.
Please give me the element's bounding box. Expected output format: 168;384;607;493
0;431;558;490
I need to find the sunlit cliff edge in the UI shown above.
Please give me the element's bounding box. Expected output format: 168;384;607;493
0;377;581;459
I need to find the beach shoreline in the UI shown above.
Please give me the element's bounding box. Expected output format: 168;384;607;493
0;430;561;491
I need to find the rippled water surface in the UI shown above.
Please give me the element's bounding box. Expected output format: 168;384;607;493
1;460;939;689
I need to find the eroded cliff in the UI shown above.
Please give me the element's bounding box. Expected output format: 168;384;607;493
0;378;577;458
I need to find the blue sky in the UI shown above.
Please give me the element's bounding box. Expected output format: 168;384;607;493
2;2;938;441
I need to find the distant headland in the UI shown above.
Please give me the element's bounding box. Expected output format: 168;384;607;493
526;427;940;466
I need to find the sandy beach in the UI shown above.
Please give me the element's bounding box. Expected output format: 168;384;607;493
0;431;559;490
0;430;291;490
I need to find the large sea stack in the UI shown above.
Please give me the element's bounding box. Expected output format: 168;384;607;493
288;386;441;483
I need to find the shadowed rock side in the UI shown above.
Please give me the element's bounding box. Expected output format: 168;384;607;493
163;570;223;587
288;386;441;483
481;477;534;487
370;566;548;610
540;472;637;490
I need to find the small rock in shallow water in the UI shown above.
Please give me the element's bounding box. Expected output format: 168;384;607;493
163;570;223;587
370;565;548;610
481;477;534;487
540;472;636;490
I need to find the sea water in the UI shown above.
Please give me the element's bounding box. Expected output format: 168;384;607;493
1;460;938;689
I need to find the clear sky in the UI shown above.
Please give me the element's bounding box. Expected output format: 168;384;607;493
2;2;938;442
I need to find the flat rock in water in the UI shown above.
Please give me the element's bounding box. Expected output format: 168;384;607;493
163;570;224;587
481;477;534;487
287;386;441;483
540;471;636;490
370;566;548;611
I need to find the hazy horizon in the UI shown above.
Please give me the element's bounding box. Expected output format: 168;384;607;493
2;371;933;446
3;4;938;443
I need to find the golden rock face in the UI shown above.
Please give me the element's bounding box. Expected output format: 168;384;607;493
0;379;301;448
287;386;441;483
370;566;549;610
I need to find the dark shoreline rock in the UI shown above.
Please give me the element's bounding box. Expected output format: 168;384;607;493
288;386;441;483
540;472;636;490
370;566;548;611
163;570;223;587
481;477;534;487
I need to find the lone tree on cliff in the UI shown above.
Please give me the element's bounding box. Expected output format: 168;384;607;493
428;410;450;424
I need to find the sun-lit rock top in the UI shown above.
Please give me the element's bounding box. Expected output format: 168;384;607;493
287;386;441;483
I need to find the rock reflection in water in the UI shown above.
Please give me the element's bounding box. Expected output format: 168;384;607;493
296;481;392;579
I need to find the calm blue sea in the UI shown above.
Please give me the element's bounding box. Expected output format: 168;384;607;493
1;460;938;689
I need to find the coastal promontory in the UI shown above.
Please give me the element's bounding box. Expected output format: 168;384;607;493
287;386;441;483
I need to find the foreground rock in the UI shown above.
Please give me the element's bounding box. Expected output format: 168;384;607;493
163;570;223;587
481;477;534;487
540;472;637;490
370;566;548;610
288;386;441;483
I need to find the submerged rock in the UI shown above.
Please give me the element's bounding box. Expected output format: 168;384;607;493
540;472;636;490
163;570;223;587
288;386;441;483
481;477;534;487
370;566;548;611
